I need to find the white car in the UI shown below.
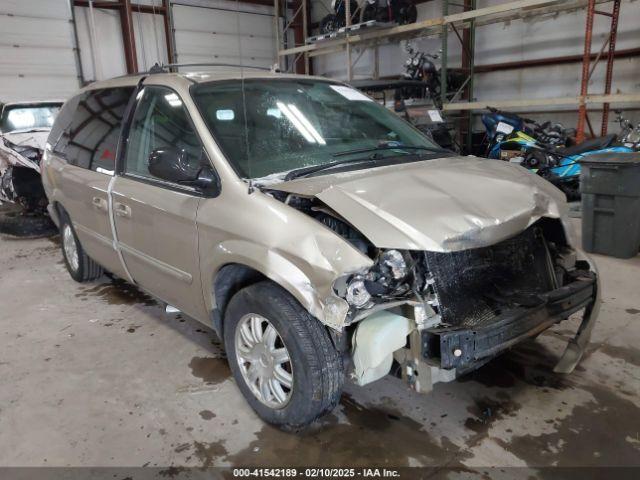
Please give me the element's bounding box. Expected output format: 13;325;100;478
0;101;63;213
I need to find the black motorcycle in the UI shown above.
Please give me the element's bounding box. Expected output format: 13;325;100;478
401;43;466;109
360;0;417;25
320;0;359;35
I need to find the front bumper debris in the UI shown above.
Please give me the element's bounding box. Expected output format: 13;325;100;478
421;271;597;371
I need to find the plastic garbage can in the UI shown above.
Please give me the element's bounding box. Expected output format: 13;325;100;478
580;152;640;258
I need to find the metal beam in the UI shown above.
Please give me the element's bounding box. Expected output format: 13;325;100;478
162;0;175;63
443;93;640;111
474;47;640;73
120;0;138;73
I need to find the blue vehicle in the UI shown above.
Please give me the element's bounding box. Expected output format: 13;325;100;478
481;107;634;200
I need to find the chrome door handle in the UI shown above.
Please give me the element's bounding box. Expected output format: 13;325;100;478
114;203;132;218
91;197;108;212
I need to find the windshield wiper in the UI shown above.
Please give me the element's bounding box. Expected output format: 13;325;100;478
284;157;377;181
332;143;451;157
283;143;452;181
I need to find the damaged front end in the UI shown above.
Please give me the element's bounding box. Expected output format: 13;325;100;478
0;133;48;213
266;158;599;393
341;219;598;392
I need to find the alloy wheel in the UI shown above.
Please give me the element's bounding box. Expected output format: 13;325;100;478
62;224;79;272
234;314;294;409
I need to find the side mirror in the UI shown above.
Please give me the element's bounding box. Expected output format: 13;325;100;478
192;165;221;197
147;147;220;196
148;147;198;183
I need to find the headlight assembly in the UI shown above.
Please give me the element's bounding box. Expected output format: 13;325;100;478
345;277;372;308
381;249;408;280
335;249;415;310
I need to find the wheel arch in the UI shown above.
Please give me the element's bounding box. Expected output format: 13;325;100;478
208;244;328;339
211;263;267;337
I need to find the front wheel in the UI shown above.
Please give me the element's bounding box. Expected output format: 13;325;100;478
223;281;344;430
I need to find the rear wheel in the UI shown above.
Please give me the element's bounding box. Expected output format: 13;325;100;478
60;212;103;282
320;14;338;34
223;281;344;430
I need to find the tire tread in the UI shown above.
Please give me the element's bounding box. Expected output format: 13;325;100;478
225;281;344;429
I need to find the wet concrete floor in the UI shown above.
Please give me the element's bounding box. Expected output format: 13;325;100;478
0;219;638;471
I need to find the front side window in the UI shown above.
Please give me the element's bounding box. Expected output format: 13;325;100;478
124;86;203;181
56;88;135;174
191;79;444;179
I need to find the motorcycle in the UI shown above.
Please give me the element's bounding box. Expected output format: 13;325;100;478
320;0;359;35
401;43;466;109
360;0;417;25
482;107;633;200
482;106;576;151
615;110;640;149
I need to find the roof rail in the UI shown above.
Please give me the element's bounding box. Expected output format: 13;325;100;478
148;62;278;74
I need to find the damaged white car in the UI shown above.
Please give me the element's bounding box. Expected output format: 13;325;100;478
42;72;599;430
0;101;62;213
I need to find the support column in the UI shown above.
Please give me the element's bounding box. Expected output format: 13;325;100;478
600;0;621;135
120;0;138;73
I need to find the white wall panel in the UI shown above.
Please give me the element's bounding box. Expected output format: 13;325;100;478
74;6;127;82
0;0;79;103
133;12;169;71
74;7;167;80
172;3;276;69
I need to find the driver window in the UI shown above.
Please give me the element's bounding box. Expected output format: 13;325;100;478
124;86;203;180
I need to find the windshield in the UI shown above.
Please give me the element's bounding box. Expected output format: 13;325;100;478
191;79;444;179
0;104;61;132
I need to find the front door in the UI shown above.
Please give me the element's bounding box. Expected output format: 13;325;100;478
111;84;207;320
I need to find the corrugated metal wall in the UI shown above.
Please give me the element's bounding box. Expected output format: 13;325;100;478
0;0;278;101
0;0;80;103
172;2;276;69
73;5;168;82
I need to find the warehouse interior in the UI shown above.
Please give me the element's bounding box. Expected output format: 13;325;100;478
1;0;639;477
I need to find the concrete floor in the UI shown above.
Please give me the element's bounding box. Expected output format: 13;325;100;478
0;218;639;471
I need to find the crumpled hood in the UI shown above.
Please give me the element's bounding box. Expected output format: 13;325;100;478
0;129;49;172
1;129;49;150
269;156;570;252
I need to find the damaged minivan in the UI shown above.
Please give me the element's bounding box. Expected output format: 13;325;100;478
42;70;599;429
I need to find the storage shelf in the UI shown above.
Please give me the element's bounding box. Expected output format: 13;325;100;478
278;0;611;58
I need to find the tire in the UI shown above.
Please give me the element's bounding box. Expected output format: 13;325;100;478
0;210;57;238
320;14;337;34
400;4;417;24
223;281;344;430
59;211;103;282
360;4;377;23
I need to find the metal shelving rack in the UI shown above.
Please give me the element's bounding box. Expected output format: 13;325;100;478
274;0;639;143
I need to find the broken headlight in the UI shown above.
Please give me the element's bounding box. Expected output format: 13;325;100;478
337;249;415;309
381;249;408;280
345;278;371;308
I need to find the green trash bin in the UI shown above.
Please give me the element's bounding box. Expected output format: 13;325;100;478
580;152;640;258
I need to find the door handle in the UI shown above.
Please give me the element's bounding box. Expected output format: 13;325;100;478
91;196;108;212
114;202;132;218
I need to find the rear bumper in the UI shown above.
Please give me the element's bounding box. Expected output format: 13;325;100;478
422;272;597;371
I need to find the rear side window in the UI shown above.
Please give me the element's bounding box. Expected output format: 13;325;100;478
55;87;135;174
50;95;83;154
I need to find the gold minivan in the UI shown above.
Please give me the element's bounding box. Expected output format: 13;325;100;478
42;69;599;429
